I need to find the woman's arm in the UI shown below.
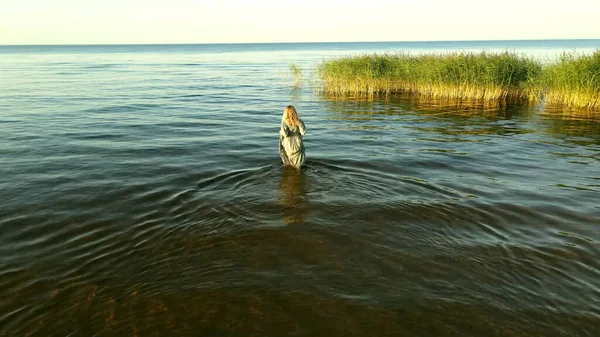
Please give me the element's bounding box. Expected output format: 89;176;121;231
280;123;290;138
299;119;307;136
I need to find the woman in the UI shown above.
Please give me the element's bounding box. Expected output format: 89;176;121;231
279;105;307;168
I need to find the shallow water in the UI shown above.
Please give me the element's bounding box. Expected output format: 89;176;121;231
1;41;600;337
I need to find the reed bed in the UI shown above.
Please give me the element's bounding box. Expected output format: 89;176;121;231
318;52;542;104
537;51;600;110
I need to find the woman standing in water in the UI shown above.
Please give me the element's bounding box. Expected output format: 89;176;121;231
279;105;307;168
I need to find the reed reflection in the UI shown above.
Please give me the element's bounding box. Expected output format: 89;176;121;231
278;167;309;225
541;108;600;144
322;94;540;136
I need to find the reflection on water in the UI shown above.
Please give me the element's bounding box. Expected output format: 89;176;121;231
279;167;309;225
324;94;540;122
322;95;600;145
541;109;600;144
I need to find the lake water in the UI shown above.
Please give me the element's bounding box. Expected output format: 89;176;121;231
1;40;599;337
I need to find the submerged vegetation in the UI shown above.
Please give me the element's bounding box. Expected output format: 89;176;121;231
289;63;303;87
317;50;600;110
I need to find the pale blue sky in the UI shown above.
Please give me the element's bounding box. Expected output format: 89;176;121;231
1;0;599;44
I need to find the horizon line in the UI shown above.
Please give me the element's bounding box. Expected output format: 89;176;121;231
1;38;600;47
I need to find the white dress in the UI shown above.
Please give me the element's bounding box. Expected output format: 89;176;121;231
279;119;307;168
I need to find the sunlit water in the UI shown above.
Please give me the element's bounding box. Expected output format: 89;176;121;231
1;41;599;337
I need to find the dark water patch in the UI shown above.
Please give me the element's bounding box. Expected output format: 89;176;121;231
2;281;597;337
81;103;166;114
176;94;205;98
555;183;599;192
82;63;120;69
55;72;85;75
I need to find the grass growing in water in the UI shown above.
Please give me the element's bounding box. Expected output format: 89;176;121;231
289;63;303;87
318;52;542;103
538;51;600;110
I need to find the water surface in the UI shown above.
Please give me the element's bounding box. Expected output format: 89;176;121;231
1;41;599;337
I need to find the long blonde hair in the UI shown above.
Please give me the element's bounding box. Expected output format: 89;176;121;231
282;105;300;127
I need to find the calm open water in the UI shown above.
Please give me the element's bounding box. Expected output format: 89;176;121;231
1;40;600;337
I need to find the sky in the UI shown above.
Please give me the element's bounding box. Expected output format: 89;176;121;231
1;0;599;45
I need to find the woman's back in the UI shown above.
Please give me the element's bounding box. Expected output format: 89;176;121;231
279;106;306;168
